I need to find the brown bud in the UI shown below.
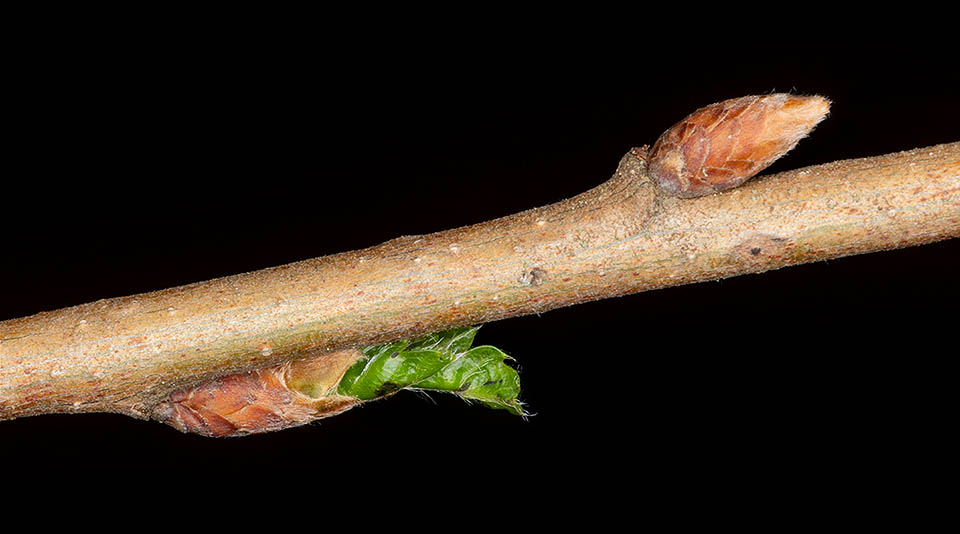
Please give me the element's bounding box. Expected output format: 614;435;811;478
647;94;830;198
156;349;362;437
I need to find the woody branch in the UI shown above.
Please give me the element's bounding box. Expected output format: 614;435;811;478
2;140;957;423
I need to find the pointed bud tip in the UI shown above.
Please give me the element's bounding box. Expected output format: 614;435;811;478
772;94;831;141
784;94;831;122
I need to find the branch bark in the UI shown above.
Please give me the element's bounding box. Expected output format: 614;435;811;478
2;142;958;423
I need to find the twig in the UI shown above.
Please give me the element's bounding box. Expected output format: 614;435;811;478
1;134;957;423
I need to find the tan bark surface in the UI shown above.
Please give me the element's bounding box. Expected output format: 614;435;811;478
2;142;958;422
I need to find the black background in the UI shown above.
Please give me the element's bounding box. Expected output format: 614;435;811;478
2;11;956;521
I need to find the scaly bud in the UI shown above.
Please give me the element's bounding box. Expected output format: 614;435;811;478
647;94;830;198
156;349;362;437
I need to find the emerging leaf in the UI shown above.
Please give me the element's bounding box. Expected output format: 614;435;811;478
339;326;524;415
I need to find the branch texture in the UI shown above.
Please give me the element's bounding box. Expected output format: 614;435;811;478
2;142;958;422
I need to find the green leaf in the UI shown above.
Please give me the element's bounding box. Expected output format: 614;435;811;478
417;346;524;415
338;349;449;400
336;326;524;416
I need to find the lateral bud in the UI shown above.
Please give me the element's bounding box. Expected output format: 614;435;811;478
647;93;831;198
155;349;362;437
